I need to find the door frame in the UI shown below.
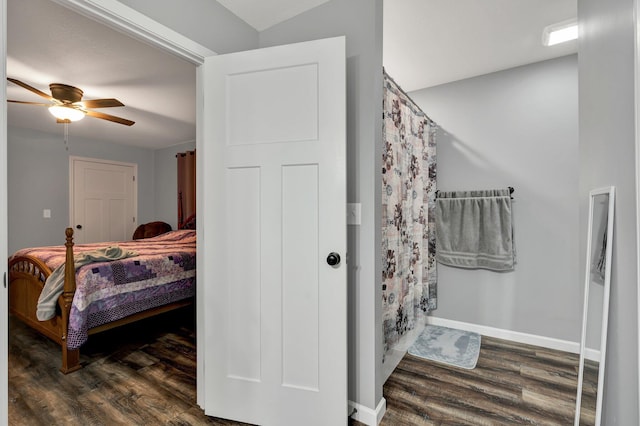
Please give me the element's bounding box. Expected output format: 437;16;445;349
10;0;216;412
49;0;213;65
1;0;8;422
635;0;640;419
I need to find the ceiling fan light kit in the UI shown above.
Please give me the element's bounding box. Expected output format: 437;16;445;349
6;77;135;126
48;105;85;122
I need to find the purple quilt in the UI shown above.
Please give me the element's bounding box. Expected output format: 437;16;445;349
11;230;196;349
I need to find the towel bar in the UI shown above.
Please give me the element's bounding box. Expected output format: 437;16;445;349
435;187;515;199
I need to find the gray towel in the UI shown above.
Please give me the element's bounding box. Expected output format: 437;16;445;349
36;246;138;321
435;189;516;271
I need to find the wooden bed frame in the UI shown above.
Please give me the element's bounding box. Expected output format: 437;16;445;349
8;228;193;373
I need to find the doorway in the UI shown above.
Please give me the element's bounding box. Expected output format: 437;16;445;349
4;0;206;421
379;0;582;422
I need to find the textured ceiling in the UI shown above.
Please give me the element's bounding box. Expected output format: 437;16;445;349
7;0;196;149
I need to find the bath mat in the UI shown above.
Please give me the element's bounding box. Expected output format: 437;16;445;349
408;325;481;370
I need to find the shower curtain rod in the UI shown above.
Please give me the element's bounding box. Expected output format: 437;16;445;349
383;68;436;127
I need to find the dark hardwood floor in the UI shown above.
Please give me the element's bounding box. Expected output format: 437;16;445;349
378;336;597;426
8;308;250;426
10;311;595;425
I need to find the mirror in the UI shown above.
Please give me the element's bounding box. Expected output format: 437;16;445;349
575;186;615;426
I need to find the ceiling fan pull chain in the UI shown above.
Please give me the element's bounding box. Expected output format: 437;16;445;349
64;122;69;151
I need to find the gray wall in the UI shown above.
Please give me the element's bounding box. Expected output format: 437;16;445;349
115;0;386;413
117;0;258;54
259;0;385;411
410;55;581;341
578;0;639;423
8;126;157;253
153;141;196;230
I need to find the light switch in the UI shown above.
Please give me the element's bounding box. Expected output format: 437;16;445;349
43;209;51;219
347;203;361;225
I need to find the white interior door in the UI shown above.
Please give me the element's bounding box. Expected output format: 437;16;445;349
201;36;347;425
70;157;137;243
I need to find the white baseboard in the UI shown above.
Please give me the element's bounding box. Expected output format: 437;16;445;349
348;398;386;425
584;347;602;363
425;316;600;361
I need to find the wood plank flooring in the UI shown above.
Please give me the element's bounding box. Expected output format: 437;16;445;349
8;308;251;426
10;310;596;425
377;336;598;426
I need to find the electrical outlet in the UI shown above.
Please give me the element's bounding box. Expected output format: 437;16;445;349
43;209;51;219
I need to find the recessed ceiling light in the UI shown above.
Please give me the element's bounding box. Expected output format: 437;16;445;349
542;19;578;46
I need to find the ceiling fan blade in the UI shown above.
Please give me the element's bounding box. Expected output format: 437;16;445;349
7;100;52;106
7;78;55;101
79;98;124;108
85;109;135;126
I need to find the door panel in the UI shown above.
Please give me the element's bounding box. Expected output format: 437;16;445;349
226;63;319;145
201;37;347;425
226;166;262;382
282;164;319;390
82;199;104;243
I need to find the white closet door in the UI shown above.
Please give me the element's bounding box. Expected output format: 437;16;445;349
70;157;137;243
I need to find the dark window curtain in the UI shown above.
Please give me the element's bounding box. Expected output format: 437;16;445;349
177;150;196;228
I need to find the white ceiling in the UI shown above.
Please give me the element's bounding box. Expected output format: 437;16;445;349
7;0;577;150
383;0;578;92
217;0;331;31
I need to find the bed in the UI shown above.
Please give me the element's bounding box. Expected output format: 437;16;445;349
8;228;196;373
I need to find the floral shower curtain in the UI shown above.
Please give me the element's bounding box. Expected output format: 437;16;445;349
382;71;437;353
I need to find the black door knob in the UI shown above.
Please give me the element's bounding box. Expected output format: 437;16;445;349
326;252;341;266
76;224;82;229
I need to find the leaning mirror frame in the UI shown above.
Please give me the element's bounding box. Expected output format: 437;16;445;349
575;186;615;426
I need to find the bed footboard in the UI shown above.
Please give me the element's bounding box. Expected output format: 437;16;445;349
9;228;81;373
8;256;59;341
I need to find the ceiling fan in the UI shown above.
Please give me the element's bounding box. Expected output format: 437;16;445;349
7;77;135;126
